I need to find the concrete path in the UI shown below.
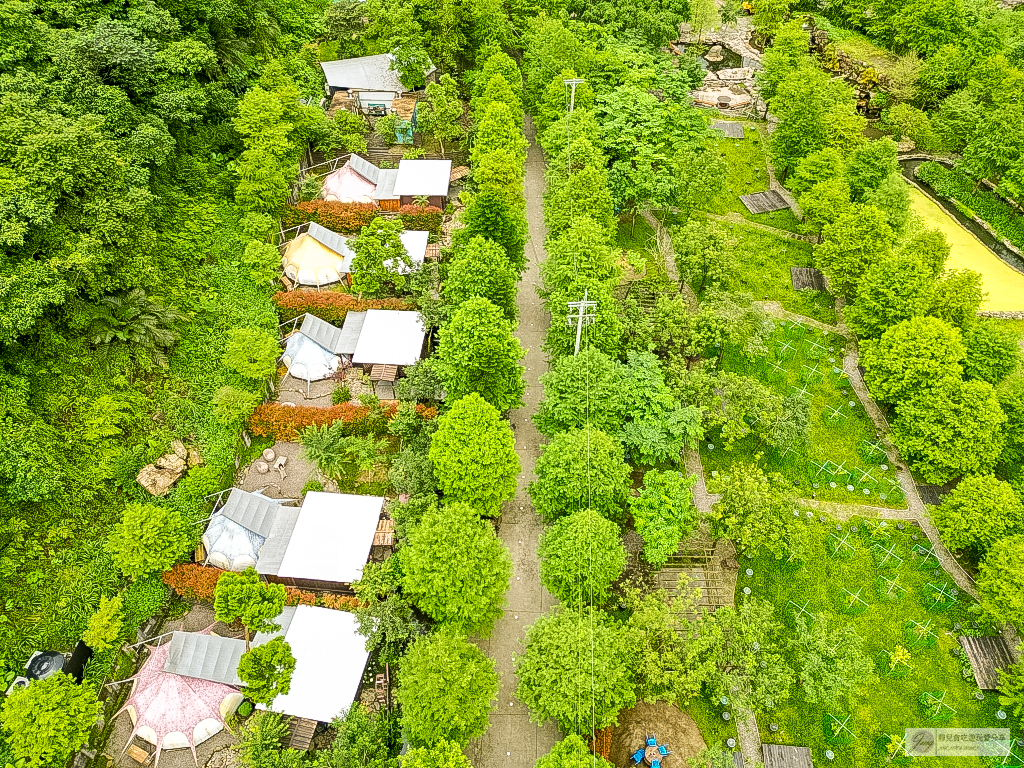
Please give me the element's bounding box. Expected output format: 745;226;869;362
467;116;560;768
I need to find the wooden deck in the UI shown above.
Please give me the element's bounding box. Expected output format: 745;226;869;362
762;744;814;768
712;120;746;139
959;635;1015;690
790;267;827;292
286;717;318;750
740;189;790;214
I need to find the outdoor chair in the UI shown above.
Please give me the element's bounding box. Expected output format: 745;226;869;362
631;749;645;764
647;737;657;747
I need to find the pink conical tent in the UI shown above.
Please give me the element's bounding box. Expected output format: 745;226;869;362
116;641;242;765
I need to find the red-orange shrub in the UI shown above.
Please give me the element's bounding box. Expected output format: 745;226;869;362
398;205;443;237
318;594;364;611
284;587;317;606
293;200;378;232
163;564;224;602
272;291;415;324
247;401;435;441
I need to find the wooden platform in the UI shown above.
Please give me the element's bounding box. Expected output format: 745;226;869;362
712;120;746;139
286;717;318;750
740;189;790;214
959;635;1015;690
790;267;827;292
762;744;813;768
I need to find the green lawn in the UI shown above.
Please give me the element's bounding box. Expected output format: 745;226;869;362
707;124;805;234
724;223;836;325
745;518;1014;767
701;323;903;507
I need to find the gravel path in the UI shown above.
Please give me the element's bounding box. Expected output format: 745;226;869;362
467;116;560;768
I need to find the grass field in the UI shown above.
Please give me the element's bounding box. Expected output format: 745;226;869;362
724;223;836;325
746;518;1015;767
701;323;903;507
708;124;805;234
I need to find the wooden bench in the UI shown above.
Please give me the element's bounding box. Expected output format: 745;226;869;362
126;743;154;766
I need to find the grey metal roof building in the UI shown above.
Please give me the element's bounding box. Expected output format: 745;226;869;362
252;507;303;578
347;154;381;185
298;314;348;355
163;633;245;687
337;311;366;356
217;489;283;539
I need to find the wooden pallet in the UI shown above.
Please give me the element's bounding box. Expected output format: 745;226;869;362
286;717;318;750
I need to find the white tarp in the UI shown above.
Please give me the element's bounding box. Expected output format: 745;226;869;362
392;159;452;197
352;310;425;366
281;333;340;382
260;606;370;723
275;492;383;584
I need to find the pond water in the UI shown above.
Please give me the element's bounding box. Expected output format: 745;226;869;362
684;44;750;72
906;185;1024;312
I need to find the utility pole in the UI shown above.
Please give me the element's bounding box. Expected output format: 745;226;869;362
563;78;585;113
566;289;597;355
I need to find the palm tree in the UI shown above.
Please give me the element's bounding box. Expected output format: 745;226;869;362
86;288;184;366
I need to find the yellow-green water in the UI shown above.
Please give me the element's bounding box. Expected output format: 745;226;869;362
908;185;1024;311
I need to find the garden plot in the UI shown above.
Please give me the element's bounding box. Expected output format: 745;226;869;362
741;518;1010;768
701;321;901;506
725;224;836;324
707;127;804;234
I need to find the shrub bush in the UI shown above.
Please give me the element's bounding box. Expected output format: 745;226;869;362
163;563;225;601
289;200;379;232
318;594;364;610
915;162;1024;249
247;401;436;442
283;587;316;606
399;205;443;237
272;291;415;324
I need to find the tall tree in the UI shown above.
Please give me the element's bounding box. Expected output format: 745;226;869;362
860;317;965;404
351;217;412;297
711;463;796;558
402;501;512;633
237;636;296;706
933;475;1024;554
844;251;933;339
213;568;287;650
516;607;636;734
443;235;518;321
529;426;632;522
539;508;626;607
417;73;464;157
977;535;1024;624
428;392;520;516
105;502;188;580
814;204;895;300
892;378;1007;484
397;630;499;746
630;470;700;566
670;218;733;294
436;296;525;412
0;673;101;767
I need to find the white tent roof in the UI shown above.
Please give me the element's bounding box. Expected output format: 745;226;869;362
261;492;384;584
259;606;370;723
392;159;452;197
320;54;405;94
352;310;425;366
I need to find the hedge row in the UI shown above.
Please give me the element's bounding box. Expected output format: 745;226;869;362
272;291;415;324
284;201;378;232
162;564;364;609
281;201;443;238
247;401;437;442
398;204;443;237
915;162;1024;250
